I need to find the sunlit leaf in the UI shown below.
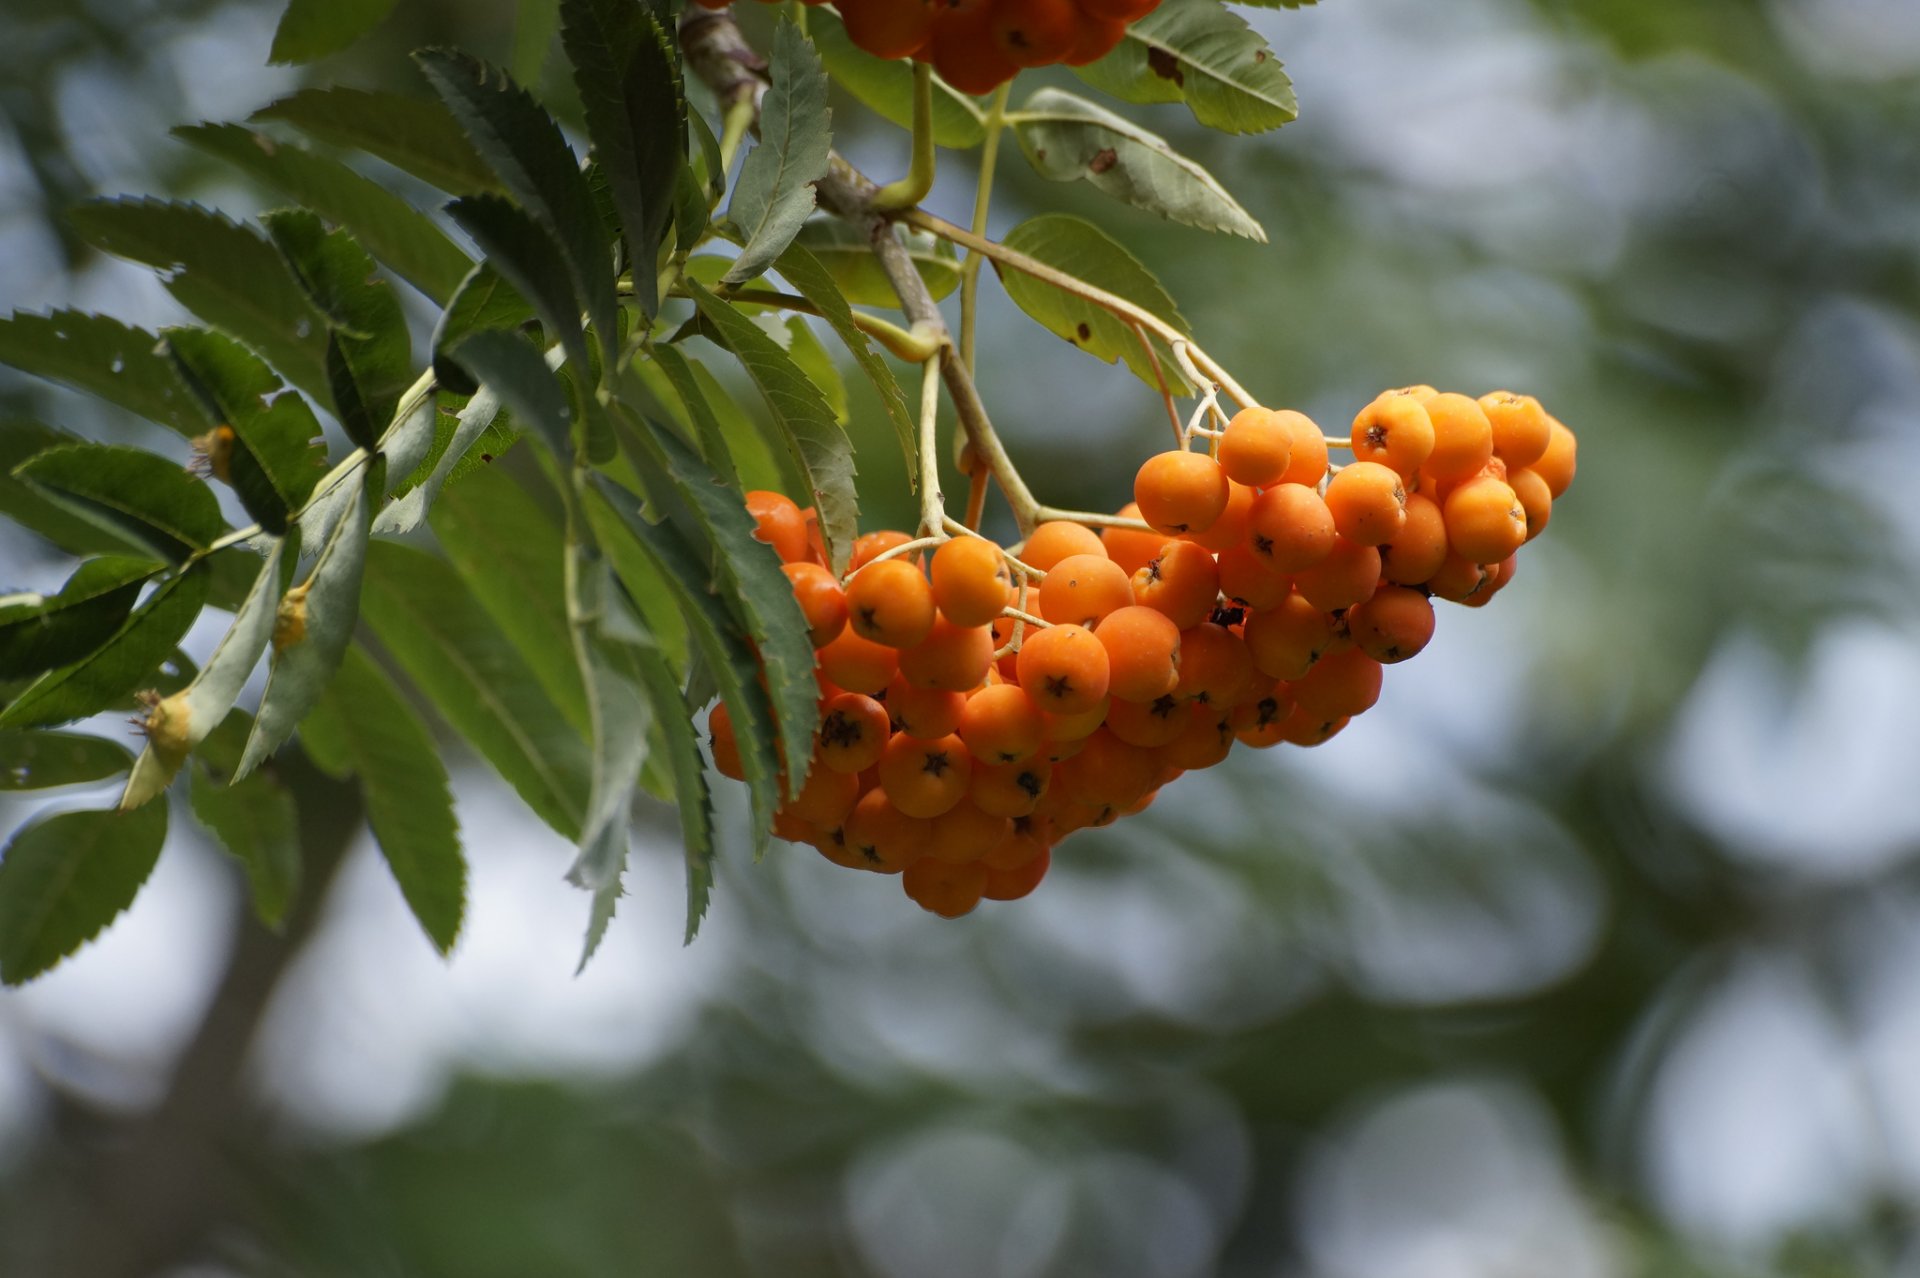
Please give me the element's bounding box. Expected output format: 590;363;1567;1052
788;220;961;309
723;20;832;285
773;240;916;473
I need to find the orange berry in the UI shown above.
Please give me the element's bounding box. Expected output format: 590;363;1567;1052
1533;416;1577;497
1479;391;1552;468
842;788;930;874
1093;604;1182;702
851;529;917;570
1427;552;1496;603
1038;553;1134;628
1277;411;1330;487
927;800;1013;865
1215;544;1290;611
1324;461;1408;547
1174;623;1254;708
885;672;966;739
1100;504;1164;577
983;847;1050;901
1293;536;1381;613
1014;623;1109;715
838;0;933;59
1061;14;1126;64
1041;696;1109;749
958;682;1045;764
1230;685;1294;748
1079;0;1160;17
1351;394;1436;476
1243;591;1337;680
1346;585;1435;663
1247;484;1336;572
1379;491;1449;586
1442;476;1527;564
1158;709;1234;772
989;0;1078;66
817;626;899;695
1276;705;1348;747
1460;554;1518;608
1105;692;1192;749
1420;392;1496;484
817;691;891;773
930;536;1013;627
1130;540;1219;631
877;730;974;819
1292;647;1383;720
1218;407;1296;487
898;613;994;691
1183;479;1256;553
929;0;1020;94
846;559;937;649
1054;728;1158;810
1023;520;1106;571
983;814;1051;869
745;490;809;563
709;701;744;780
1509;466;1552;541
1134;450;1230;535
781;761;860;828
782;561;848;648
903;856;988;918
970;758;1053;818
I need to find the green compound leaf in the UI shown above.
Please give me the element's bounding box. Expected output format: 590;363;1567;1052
360;541;591;840
300;645;466;954
448;328;575;464
269;0;398;64
561;0;684;317
164;328;326;533
252;87;502;196
997;213;1196;396
1012;87;1266;242
12;443;226;565
1073;0;1297;136
774;240;916;472
809;9;985;148
0;800;169;986
0;311;216;438
417;48;619;365
682;278;857;573
0;730;134;791
67;199;337;402
723;19;832;286
174;122;472;304
447;194;591;379
0;556;165;682
0;424;160;558
432;262;536;396
189;710;299;931
789;219;960;310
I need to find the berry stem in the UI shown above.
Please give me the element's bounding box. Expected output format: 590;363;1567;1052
960;82;1014;375
915;351;947;539
872;62;937;213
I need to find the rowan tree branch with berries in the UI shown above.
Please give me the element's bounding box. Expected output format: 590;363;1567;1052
0;0;1576;978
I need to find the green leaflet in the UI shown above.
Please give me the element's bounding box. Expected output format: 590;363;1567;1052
0;556;164;681
252;87;502;195
0;423;159;558
12;442;226;565
269;0;399;63
0;730;134;791
625;637;714;944
1072;0;1298;136
723;19;832;286
376;386;508;535
359;541;592;840
432;262;537;396
189;710;299;931
563;547;651;898
0;567;211;731
165;327;327;532
0;311;216;438
0;800;168;986
788;220;961;310
1012;88;1266;242
300;645;466;954
772;240;917;473
447;194;592;380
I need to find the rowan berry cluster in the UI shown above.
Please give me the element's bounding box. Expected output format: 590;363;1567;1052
715;386;1576;921
694;0;1161;93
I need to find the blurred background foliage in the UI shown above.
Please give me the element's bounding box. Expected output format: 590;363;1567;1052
4;0;1920;1275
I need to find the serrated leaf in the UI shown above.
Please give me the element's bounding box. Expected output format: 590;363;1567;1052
0;424;155;558
174;122;472;304
783;317;848;424
417;48;619;364
682;278;857;572
997;213;1195;395
809;9;986;148
376;385;506;534
299;644;465;953
625;637;713;943
789;220;960;309
359;541;591;839
432;262;537;396
773;241;917;472
269;0;398;63
431;465;589;734
0;556;164;681
164;328;326;532
563;548;651;895
67;199;337;400
562;0;683;317
252;87;501;195
1073;0;1297;135
723;20;833;286
0;730;133;791
188;713;298;930
448;328;576;462
13;443;225;564
238;474;372;778
642;344;741;491
448;194;592;379
0;801;168;985
0;568;208;730
1012;88;1265;241
0;311;216;437
588;475;782;859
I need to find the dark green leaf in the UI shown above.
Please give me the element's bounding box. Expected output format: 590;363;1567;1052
561;0;684;317
789;220;961;309
643;344;740;491
432;263;536;395
376;386;510;534
724;20;833;285
1073;0;1297;135
0;800;168;985
269;0;398;63
67;199;336;401
449;328;575;462
447;194;591;378
563;549;650;897
300;644;465;953
0;311;215;437
0;730;133;791
810;9;986;148
774;241;916;470
682;278;857;572
0;424;155;557
189;712;299;930
360;541;591;839
252;87;501;195
13;443;226;563
625;638;714;943
164;328;326;532
174;122;472;303
0;557;163;681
